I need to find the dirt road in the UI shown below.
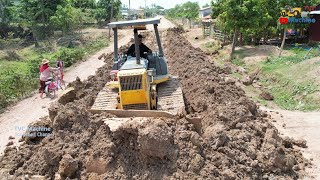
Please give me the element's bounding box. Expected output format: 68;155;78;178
262;107;320;179
0;16;175;154
153;15;175;29
0;31;132;154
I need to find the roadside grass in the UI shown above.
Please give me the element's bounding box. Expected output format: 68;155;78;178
231;72;242;79
0;61;29;75
260;76;319;110
246;85;269;106
231;49;246;66
0;35;109;111
233;49;246;59
238;47;320;111
213;48;230;68
231;58;246;67
202;41;221;52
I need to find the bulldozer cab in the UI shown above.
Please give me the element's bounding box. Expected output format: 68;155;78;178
90;18;185;119
108;19;164;62
108;18;169;81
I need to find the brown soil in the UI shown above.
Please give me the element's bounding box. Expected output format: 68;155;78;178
0;28;310;179
234;45;293;65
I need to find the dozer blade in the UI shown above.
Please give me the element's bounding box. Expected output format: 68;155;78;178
90;76;185;118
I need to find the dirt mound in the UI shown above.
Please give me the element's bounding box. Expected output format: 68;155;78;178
0;28;309;179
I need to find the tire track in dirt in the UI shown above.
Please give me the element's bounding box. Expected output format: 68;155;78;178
262;106;320;179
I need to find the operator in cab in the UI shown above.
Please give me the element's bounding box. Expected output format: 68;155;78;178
126;34;152;59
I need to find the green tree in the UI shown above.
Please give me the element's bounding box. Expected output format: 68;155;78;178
202;3;210;8
95;0;121;25
18;0;64;39
19;0;64;24
212;0;280;55
145;4;164;17
0;0;16;24
212;0;320;56
180;2;199;21
69;0;96;24
50;4;83;34
70;0;96;9
166;1;199;21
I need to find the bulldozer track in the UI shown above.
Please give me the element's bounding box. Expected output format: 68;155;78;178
157;77;184;114
91;88;118;110
90;76;185;117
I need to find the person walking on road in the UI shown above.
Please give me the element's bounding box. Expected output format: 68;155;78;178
39;59;59;98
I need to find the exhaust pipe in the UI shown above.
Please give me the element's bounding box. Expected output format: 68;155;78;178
134;29;140;64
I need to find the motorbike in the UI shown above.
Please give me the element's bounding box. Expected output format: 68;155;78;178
44;77;57;99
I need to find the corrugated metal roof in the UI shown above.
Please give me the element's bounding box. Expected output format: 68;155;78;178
310;10;320;15
200;7;211;11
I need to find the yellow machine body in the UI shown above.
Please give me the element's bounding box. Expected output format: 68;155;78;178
117;69;151;110
90;18;185;118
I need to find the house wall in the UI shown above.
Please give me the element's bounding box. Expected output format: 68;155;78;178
199;9;212;18
309;15;320;41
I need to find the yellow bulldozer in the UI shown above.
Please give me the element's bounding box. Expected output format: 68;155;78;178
90;18;185;118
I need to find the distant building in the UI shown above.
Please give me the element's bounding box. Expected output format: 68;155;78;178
199;7;212;19
121;9;129;19
137;9;145;18
309;9;320;41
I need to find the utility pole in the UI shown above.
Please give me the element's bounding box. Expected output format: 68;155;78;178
110;0;114;22
109;0;114;39
145;0;146;18
128;0;131;19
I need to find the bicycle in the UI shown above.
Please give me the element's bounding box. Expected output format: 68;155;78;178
56;69;66;90
54;68;66;90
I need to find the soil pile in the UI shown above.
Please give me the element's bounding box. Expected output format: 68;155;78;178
0;28;309;179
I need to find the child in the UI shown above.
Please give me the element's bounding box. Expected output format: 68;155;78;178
56;58;64;81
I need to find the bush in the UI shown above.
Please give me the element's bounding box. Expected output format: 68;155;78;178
0;34;108;111
0;70;38;109
86;36;108;54
231;58;245;66
203;41;221;52
0;38;23;50
27;57;42;76
56;47;85;67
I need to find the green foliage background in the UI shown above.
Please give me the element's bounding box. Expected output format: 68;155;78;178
210;0;319;44
166;1;200;21
0;0;119;110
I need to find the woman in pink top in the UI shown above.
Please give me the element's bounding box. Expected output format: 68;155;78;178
39;59;59;98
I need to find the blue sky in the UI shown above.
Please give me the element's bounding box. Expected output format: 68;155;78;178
120;0;211;9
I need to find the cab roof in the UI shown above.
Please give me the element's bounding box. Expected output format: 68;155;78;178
108;18;160;28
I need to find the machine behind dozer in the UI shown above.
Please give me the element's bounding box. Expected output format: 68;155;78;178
90;18;185;119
